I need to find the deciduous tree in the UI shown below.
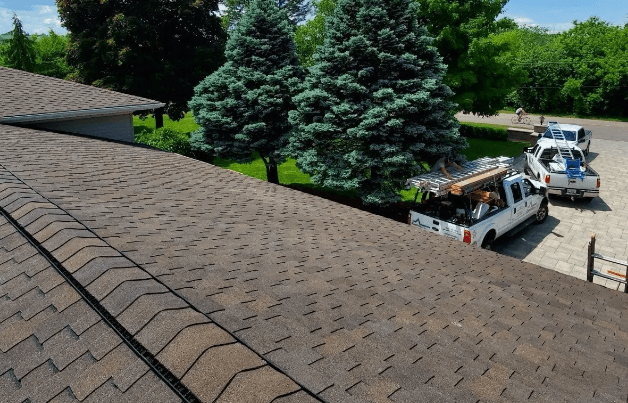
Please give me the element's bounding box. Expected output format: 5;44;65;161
293;0;335;67
416;0;522;116
33;30;71;79
221;0;311;30
288;0;466;205
189;0;304;184
57;0;227;126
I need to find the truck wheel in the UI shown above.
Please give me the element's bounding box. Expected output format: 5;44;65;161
481;232;495;250
584;144;590;156
535;203;548;224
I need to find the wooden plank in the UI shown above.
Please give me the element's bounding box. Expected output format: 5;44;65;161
450;167;510;196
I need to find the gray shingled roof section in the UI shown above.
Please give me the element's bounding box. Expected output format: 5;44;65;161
0;215;184;403
1;124;628;403
0;157;316;403
0;67;164;121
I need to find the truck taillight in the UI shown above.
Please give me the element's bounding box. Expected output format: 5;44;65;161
597;177;600;188
544;175;550;184
463;229;471;244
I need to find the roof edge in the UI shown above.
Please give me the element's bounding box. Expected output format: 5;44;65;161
0;103;166;124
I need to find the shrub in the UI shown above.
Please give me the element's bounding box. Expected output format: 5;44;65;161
459;122;508;141
135;128;192;156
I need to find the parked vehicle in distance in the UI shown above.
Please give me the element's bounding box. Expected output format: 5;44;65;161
407;157;548;250
524;142;600;200
537;122;592;156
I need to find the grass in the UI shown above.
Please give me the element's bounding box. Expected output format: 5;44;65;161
212;153;312;185
460;121;510;131
133;112;200;135
499;108;628;123
463;138;529;161
134;114;529;203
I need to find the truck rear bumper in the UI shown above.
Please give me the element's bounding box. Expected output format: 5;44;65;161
547;187;599;198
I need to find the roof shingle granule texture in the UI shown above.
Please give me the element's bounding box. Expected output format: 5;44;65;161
0;215;183;403
0;156;314;402
0;67;162;120
1;125;628;403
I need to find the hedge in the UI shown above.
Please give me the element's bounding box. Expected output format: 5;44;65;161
459;122;508;141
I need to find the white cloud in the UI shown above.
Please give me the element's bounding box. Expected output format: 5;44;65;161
503;14;574;33
0;4;67;35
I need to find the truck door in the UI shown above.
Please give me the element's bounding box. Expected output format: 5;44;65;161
503;177;527;227
528;144;541;179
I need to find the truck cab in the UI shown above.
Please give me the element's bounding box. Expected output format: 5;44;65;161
538;123;592;155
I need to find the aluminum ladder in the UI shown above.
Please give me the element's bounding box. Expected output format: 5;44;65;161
548;123;584;180
548;123;575;162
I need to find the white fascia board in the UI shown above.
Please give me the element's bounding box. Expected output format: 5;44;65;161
0;103;166;124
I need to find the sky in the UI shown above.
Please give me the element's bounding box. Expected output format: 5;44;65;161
0;0;626;36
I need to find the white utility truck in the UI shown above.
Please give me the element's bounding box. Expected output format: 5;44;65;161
537;122;592;155
407;157;549;249
524;123;600;200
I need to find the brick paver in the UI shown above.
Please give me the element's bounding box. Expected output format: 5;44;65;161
494;138;628;291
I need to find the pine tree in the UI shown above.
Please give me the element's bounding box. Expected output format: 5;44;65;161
4;14;36;72
288;0;467;205
189;0;304;184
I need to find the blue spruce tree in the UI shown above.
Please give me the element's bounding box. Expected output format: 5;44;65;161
288;0;467;205
189;0;304;184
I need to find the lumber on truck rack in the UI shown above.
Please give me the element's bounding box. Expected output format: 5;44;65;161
406;156;516;197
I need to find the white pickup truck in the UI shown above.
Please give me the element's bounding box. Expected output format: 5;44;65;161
407;157;548;249
537;123;592;155
524;143;600;200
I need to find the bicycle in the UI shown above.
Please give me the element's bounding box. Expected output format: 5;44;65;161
511;113;532;125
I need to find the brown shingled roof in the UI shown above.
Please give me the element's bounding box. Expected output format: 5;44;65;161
1;124;628;403
0;215;184;402
0;67;164;123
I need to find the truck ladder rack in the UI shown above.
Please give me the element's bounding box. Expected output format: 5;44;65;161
406;156;515;197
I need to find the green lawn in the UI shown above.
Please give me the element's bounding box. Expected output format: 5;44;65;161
134;113;528;202
460;121;510;131
463;138;528;160
133;113;200;135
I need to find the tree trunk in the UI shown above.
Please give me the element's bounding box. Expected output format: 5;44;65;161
261;155;280;184
266;161;279;184
155;108;164;129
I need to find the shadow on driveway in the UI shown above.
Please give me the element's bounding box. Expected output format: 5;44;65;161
548;194;612;212
492;216;560;260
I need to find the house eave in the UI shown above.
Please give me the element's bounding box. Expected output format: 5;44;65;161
0;103;166;124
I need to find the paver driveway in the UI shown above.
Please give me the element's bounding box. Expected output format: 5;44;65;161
493;138;628;291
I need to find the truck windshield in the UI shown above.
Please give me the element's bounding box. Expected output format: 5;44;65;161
543;129;577;141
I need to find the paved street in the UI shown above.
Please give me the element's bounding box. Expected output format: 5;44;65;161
456;112;628;142
493;137;628;291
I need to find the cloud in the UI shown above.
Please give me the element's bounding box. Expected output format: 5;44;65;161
0;4;67;35
503;14;574;33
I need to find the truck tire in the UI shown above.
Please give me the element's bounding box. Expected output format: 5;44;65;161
534;203;548;224
584;144;590;156
481;232;495;250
